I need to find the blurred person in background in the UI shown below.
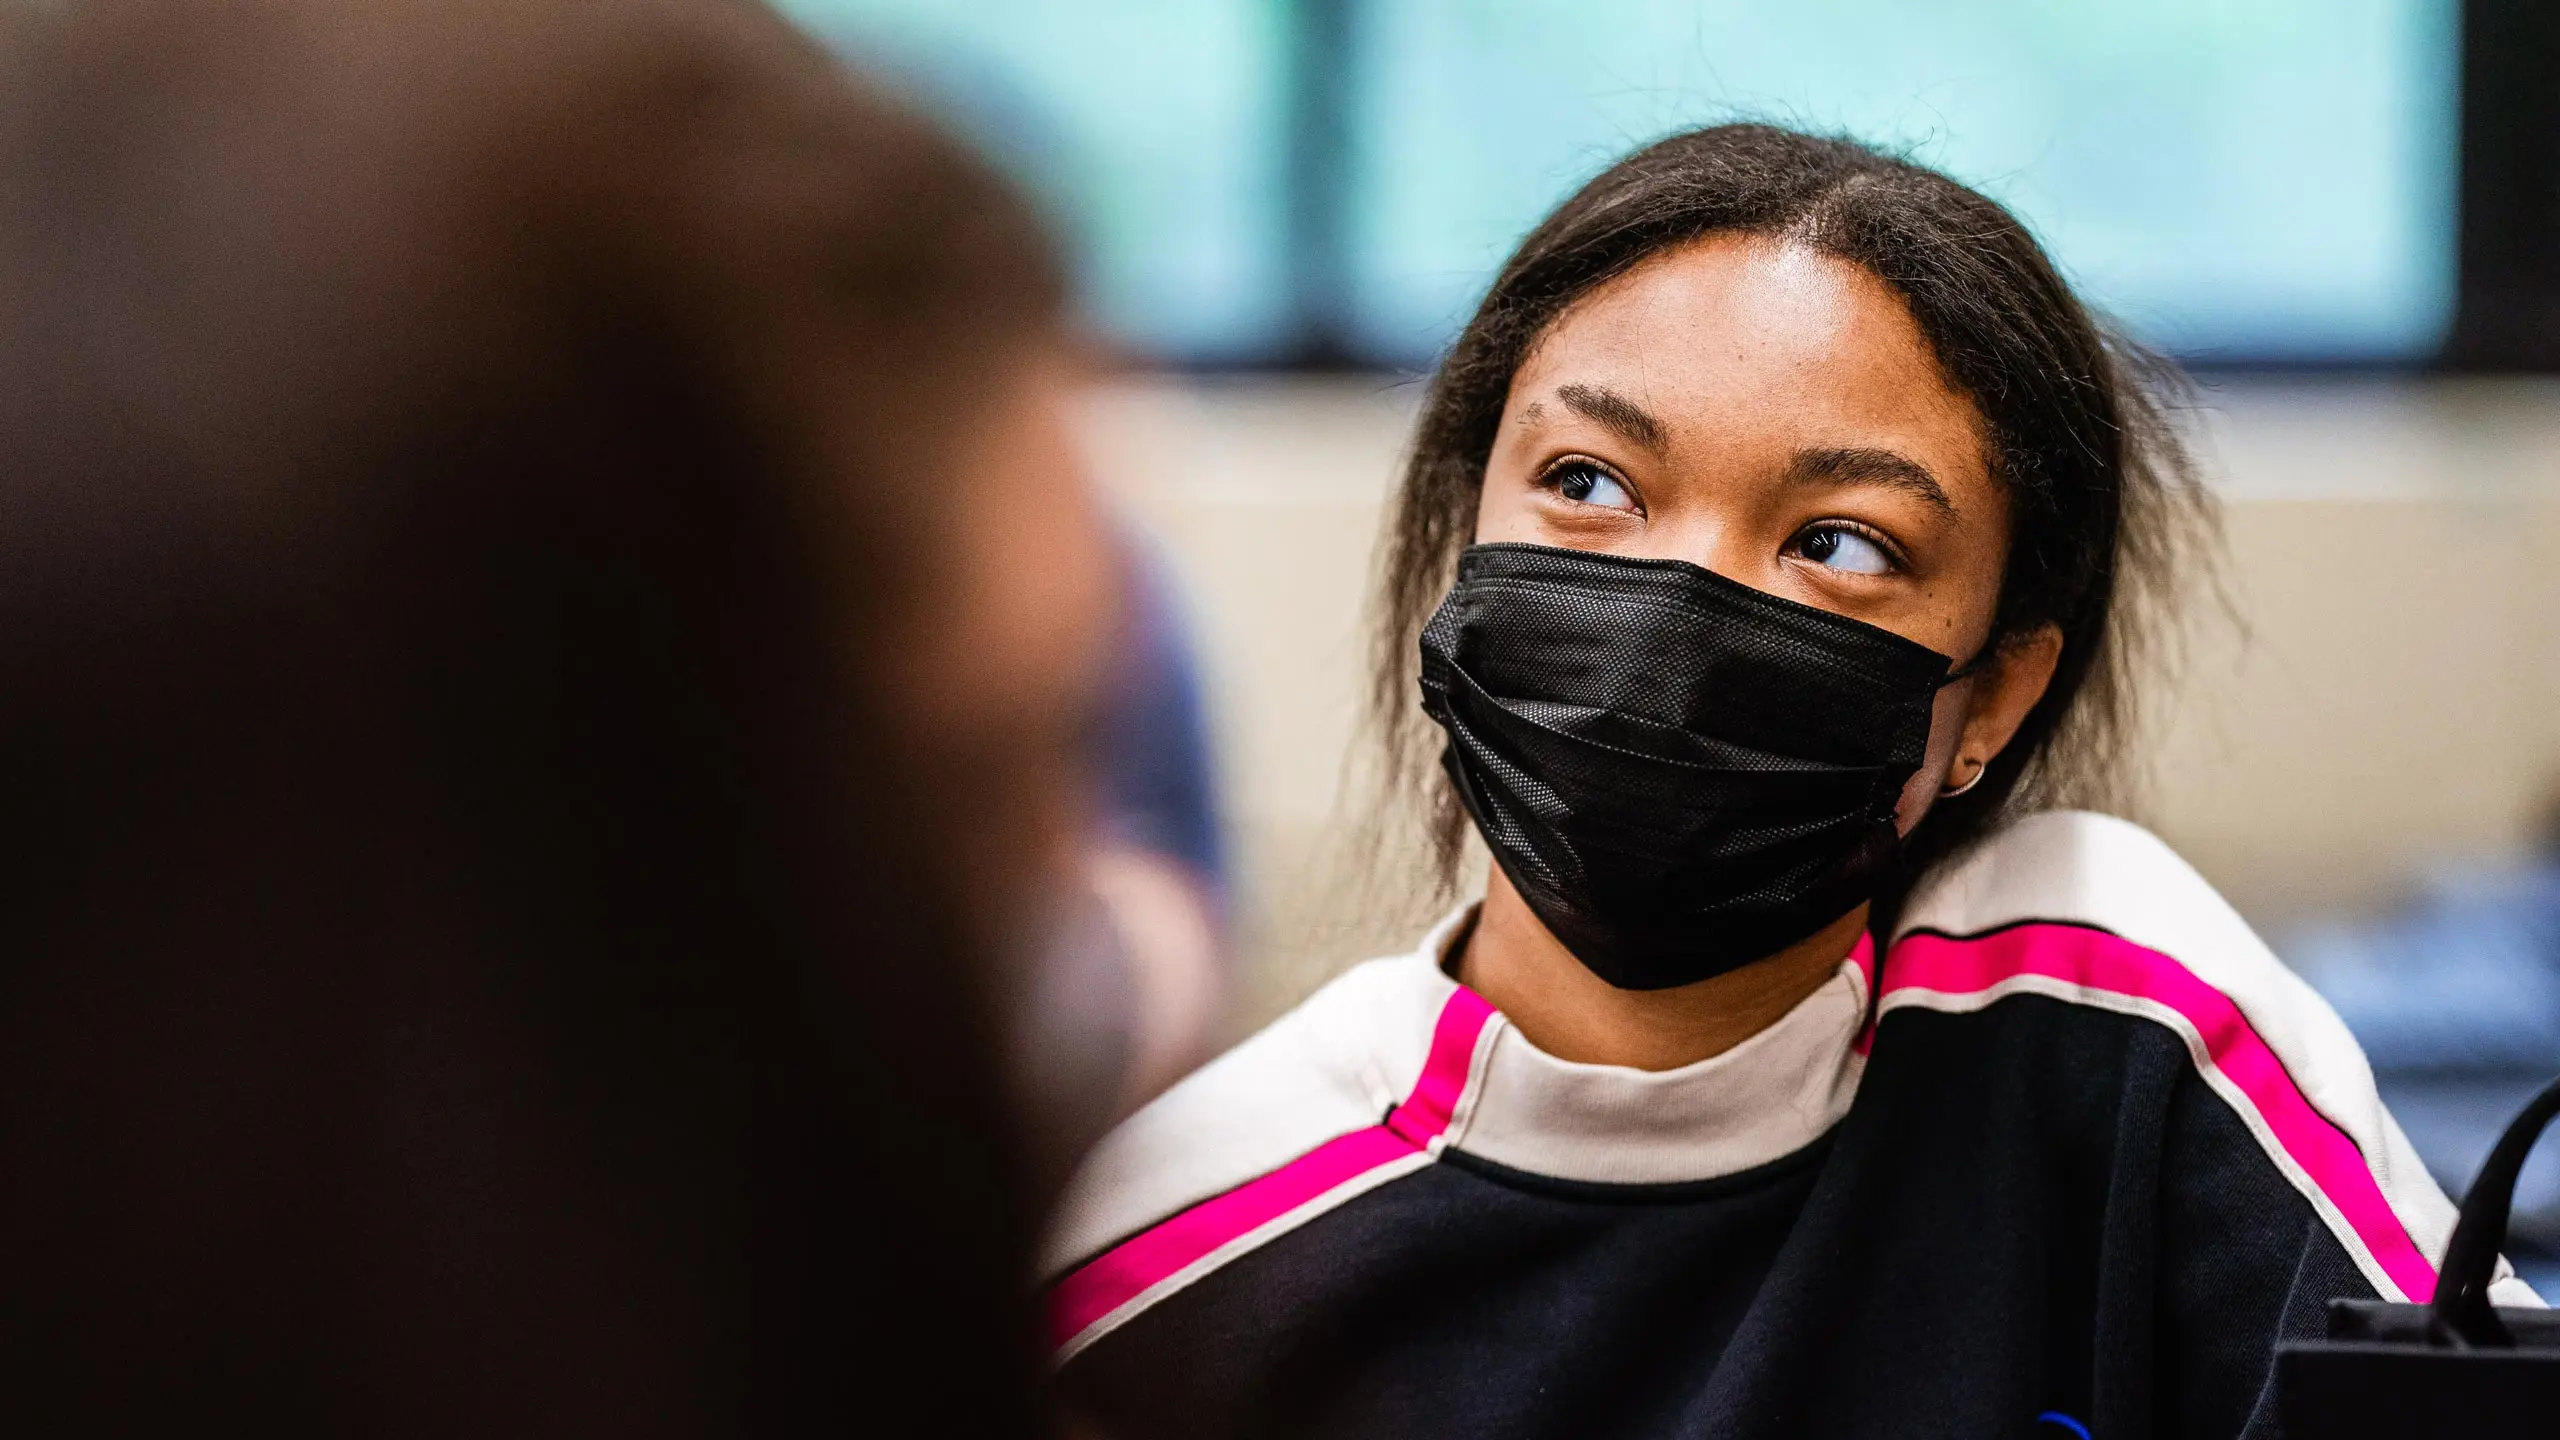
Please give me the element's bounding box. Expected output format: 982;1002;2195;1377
0;0;1127;1432
1017;545;1235;1183
1042;125;2537;1440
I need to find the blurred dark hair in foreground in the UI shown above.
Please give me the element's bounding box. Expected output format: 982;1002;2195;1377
0;0;1062;1431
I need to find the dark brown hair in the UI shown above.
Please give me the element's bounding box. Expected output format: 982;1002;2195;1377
1372;123;2213;901
0;0;1062;1432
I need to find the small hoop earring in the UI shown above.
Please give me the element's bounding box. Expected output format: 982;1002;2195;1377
1940;761;1986;798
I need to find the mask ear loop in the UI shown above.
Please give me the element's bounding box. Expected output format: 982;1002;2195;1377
1934;643;1995;798
1869;642;1997;1035
1936;645;1991;687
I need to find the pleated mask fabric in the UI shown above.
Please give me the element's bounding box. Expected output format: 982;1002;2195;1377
1419;542;1955;991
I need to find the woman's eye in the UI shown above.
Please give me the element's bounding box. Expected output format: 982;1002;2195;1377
1795;525;1895;575
1550;461;1637;511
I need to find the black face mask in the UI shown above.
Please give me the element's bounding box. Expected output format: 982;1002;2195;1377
1420;542;1962;991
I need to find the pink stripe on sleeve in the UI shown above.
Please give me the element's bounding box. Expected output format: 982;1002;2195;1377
1886;924;2439;1302
1048;985;1497;1357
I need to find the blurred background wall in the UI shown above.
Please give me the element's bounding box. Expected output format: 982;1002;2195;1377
777;0;2560;1245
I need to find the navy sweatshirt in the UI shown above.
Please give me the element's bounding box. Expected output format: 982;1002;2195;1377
1041;812;2536;1439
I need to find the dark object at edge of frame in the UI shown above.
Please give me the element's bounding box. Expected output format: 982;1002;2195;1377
2279;1073;2560;1436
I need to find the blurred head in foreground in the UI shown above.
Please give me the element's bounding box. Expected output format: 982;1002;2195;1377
0;0;1114;1431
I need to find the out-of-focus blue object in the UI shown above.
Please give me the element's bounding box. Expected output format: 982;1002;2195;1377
778;0;2456;367
1097;546;1227;894
2283;858;2560;1290
2288;862;2560;1071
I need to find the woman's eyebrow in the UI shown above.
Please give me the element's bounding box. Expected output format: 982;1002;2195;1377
1551;382;1668;454
1787;446;1956;515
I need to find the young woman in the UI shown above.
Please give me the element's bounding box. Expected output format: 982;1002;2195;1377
1042;126;2534;1439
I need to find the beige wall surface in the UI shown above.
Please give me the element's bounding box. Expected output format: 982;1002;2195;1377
1083;376;2560;1031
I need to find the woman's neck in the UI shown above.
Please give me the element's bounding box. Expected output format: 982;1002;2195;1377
1453;866;1867;1071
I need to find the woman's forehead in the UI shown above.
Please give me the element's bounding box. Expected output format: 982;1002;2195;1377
1506;234;1993;494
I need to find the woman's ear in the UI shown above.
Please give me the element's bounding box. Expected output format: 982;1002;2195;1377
1946;623;2063;790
